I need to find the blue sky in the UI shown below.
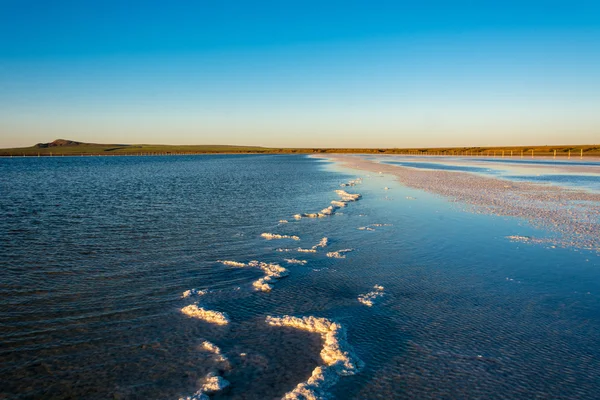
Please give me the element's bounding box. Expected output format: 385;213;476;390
1;1;599;148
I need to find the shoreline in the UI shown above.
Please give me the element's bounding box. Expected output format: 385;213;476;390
320;154;600;253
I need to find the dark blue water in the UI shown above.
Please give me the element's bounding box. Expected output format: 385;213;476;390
1;155;600;399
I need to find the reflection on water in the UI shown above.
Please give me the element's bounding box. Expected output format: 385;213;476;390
376;156;600;192
1;155;600;399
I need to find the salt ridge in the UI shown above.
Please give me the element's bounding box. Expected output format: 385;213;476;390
326;249;354;259
358;285;385;307
181;305;230;325
266;315;363;400
261;233;300;241
181;288;209;298
285;258;307;265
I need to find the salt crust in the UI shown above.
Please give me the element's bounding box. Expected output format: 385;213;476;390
326;249;354;259
180;305;230;325
266;315;363;400
179;372;230;400
357;285;385;307
312;237;328;249
294;182;362;220
335;190;362;202
220;260;289;292
285;258;308;265
261;233;300;241
357;226;375;231
181;288;209;298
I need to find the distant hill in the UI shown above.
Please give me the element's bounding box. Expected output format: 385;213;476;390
0;139;599;157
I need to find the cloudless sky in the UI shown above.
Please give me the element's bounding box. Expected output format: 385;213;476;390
1;1;599;148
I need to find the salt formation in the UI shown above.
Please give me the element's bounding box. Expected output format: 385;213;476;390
261;233;300;241
180;305;230;325
326;249;354;259
279;220;289;223
179;372;230;400
296;248;318;253
335;190;362;202
218;260;246;267
357;226;375;231
330;200;346;207
266;315;363;400
181;288;209;298
371;223;392;227
340;178;362;187
221;260;289;292
312;237;328;249
285;258;307;265
506;235;531;242
357;285;385;307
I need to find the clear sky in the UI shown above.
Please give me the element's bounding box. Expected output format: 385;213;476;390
1;1;599;148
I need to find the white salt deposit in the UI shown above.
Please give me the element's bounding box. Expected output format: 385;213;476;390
297;248;318;253
180;305;230;325
261;233;300;241
200;341;229;363
200;372;230;394
335;190;362;202
266;315;363;400
226;260;288;292
506;235;532;242
178;391;209;400
285;258;307;265
181;288;209;298
218;260;247;268
179;372;230;400
312;237;329;249
279;219;289;224
357;226;375;231
326;249;354;259
330;200;346;207
358;285;385;307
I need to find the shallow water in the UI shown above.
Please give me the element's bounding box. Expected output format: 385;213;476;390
1;155;600;399
376;156;600;192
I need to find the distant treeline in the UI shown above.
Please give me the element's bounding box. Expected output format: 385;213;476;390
1;139;599;157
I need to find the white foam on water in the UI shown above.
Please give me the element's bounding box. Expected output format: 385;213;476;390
266;315;364;400
312;237;329;249
335;190;362;202
181;305;230;325
406;196;416;200
326;249;354;259
182;288;209;298
285;258;307;265
357;285;385;307
261;233;300;241
357;227;375;231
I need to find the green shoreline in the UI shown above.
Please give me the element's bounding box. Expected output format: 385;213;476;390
1;139;599;157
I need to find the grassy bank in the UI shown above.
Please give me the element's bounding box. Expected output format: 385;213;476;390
1;140;599;157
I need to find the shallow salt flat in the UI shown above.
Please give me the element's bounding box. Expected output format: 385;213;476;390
327;154;600;252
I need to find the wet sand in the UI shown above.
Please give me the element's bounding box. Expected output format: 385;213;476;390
322;154;600;252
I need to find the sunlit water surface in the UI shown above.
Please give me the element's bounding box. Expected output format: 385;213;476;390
1;155;599;399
